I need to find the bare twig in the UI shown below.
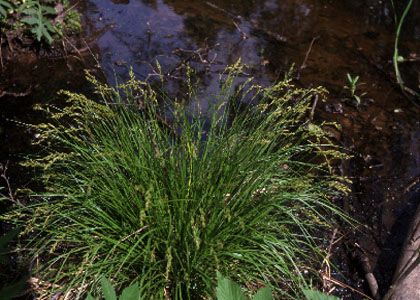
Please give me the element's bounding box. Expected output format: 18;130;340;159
0;35;3;69
121;226;148;242
300;36;319;70
401;57;420;62
327;229;339;257
323;277;374;300
0;162;23;206
65;36;91;55
320;228;342;293
233;21;248;40
204;1;235;18
404;176;419;193
0;86;32;98
309;95;319;121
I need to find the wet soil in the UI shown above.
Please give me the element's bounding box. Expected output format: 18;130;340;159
1;0;419;299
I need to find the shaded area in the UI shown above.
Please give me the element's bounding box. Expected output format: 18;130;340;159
0;50;101;297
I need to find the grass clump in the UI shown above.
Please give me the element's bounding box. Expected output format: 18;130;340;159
4;62;348;299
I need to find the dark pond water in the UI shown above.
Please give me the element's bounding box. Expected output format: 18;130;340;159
1;0;419;298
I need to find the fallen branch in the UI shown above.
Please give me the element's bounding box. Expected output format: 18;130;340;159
309;95;319;121
0;162;23;207
359;254;379;300
323;276;373;300
300;36;319;70
384;203;420;300
0;86;32;98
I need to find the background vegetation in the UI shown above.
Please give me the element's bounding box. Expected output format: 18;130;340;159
0;0;80;44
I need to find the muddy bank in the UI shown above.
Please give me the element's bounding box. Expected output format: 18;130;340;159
1;0;419;299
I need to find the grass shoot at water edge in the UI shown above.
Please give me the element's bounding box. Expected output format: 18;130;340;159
3;62;349;299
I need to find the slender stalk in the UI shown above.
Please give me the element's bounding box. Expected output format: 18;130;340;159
393;0;413;88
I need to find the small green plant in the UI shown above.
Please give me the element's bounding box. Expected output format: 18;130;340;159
215;273;339;300
63;8;81;34
1;0;81;44
90;273;339;300
302;289;339;300
0;0;12;19
344;73;366;106
4;62;349;299
216;272;273;300
20;0;57;43
85;277;141;300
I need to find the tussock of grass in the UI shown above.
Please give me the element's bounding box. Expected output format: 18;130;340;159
4;62;348;299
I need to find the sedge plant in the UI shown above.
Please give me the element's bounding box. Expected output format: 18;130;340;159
3;62;349;299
